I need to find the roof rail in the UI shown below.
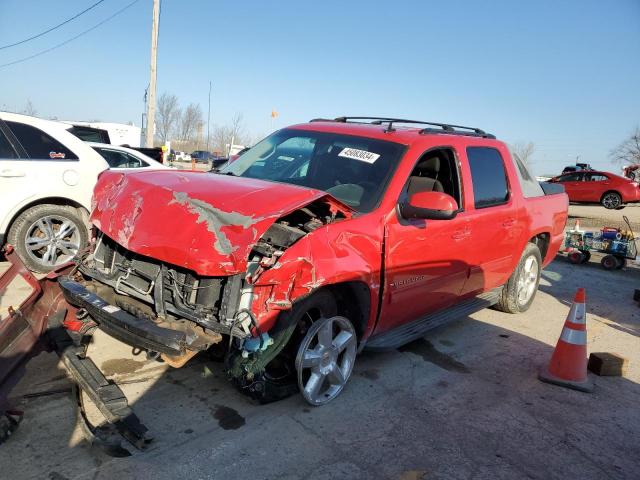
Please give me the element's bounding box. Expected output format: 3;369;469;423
309;116;496;139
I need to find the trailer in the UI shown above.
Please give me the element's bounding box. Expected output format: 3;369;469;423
565;216;638;270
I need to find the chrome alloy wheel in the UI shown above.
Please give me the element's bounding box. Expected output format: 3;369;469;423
602;193;621;209
295;316;357;406
24;215;81;267
516;255;539;306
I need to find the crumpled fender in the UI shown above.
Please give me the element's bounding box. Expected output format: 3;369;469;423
249;217;383;334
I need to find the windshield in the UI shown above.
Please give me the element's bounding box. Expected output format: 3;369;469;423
220;128;405;212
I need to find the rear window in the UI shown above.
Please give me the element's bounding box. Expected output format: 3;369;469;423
6;121;78;160
67;125;111;143
511;149;544;198
467;147;509;208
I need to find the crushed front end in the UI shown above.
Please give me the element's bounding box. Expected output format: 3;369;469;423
60;169;353;403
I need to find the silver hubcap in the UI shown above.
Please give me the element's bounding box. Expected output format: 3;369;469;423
603;194;620;209
295;316;357;406
516;255;539;306
25;215;81;267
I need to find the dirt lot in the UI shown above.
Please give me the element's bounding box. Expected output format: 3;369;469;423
0;204;639;480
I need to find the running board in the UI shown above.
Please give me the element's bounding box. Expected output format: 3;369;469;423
365;290;500;351
48;310;153;455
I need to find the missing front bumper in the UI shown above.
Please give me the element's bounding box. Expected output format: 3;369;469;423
58;278;188;356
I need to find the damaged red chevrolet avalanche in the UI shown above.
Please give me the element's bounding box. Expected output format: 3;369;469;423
2;117;568;419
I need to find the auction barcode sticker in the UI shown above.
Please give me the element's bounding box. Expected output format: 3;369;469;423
338;148;380;164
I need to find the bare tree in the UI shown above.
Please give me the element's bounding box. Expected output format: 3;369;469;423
610;128;640;166
178;103;204;142
210;113;250;155
155;93;181;144
22;100;37;116
510;141;535;165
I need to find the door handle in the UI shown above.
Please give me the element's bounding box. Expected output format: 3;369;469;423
0;169;25;178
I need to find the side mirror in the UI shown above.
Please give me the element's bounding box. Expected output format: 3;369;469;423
400;191;459;220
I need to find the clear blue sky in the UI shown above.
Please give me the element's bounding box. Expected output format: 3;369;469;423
0;0;638;175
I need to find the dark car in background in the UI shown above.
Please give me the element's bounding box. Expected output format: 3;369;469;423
561;163;593;174
191;150;215;163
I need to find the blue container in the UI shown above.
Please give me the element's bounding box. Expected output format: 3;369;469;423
610;241;627;254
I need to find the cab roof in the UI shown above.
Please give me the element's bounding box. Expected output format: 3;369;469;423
288;116;497;146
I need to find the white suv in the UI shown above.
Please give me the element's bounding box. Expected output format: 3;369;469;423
0;112;109;272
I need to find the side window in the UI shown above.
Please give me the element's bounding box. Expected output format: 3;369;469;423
467;147;509;209
588;174;607;182
405;148;462;208
0;128;18;159
95;148;143;168
557;173;581;182
5;121;78;160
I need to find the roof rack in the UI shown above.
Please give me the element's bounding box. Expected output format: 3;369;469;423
309;116;496;139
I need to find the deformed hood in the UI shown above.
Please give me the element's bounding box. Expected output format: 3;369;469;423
91;170;349;275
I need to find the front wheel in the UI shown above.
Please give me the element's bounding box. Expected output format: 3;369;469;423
494;243;542;314
601;192;622;210
295;315;357;406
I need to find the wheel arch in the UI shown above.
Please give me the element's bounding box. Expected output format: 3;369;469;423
600;190;622;203
528;232;550;260
325;281;372;341
2;197;89;241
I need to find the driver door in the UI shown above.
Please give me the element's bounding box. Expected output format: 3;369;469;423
377;148;471;334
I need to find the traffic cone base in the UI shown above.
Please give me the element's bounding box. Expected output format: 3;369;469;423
538;367;594;393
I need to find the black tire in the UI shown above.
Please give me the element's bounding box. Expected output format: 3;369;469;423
580;250;591;263
615;256;626;269
601;191;622;210
7;204;88;273
494;243;542;314
567;250;584;264
601;255;617;270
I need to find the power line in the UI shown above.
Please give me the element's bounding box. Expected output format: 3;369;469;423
0;0;141;69
0;0;108;51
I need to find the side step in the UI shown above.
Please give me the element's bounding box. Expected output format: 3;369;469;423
365;290;500;351
48;311;153;455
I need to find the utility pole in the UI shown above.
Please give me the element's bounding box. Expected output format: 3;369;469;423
145;0;160;147
206;80;211;151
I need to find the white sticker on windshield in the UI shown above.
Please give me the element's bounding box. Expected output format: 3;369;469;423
338;148;380;164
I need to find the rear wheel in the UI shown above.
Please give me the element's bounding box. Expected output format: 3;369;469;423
7;204;88;273
495;243;542;314
601;192;622;210
567;250;584;264
601;255;618;270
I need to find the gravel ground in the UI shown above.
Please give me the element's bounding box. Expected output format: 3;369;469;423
568;203;640;230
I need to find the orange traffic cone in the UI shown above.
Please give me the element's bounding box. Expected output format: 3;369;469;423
539;288;593;392
573;219;581;232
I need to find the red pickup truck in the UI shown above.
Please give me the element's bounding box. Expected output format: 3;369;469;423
1;117;568;429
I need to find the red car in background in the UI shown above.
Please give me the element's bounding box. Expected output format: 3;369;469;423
549;170;640;209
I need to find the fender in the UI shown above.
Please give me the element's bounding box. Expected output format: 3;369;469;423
250;217;384;335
